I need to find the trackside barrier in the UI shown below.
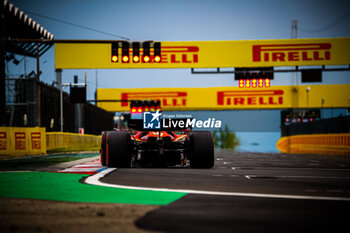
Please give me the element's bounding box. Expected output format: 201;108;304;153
46;132;101;153
0;127;46;156
277;133;350;155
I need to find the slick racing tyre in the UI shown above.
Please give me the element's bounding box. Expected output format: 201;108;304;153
100;131;108;166
107;131;131;168
189;131;214;168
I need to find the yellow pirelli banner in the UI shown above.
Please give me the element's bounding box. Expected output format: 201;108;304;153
0;127;46;156
55;38;350;69
97;84;350;112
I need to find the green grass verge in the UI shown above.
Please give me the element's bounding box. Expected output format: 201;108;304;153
0;172;186;205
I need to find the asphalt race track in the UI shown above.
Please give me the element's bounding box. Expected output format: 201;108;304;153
100;150;350;233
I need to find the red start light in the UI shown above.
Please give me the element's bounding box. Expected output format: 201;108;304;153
131;107;137;113
137;107;143;113
143;56;150;63
111;55;118;62
133;56;140;63
122;56;129;63
265;78;270;87
239;79;244;88
154;55;161;63
245;79;251;88
252;79;257;88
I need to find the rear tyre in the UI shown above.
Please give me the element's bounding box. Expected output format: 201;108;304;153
189;131;214;168
107;131;131;168
100;131;108;166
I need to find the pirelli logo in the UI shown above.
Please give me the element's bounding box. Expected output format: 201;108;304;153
121;91;187;107
217;90;284;106
31;132;41;150
0;132;7;150
160;46;199;64
15;132;26;150
252;43;331;62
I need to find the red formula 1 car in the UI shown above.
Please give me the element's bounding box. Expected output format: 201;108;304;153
100;101;214;168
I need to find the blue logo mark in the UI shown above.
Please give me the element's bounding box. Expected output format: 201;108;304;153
143;110;162;129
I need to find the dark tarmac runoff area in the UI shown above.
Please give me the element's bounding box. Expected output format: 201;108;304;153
102;150;350;233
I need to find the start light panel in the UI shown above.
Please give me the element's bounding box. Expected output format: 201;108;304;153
239;78;271;88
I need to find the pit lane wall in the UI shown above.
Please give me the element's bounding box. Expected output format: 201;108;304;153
0;127;46;156
276;133;350;155
0;127;101;156
46;132;101;153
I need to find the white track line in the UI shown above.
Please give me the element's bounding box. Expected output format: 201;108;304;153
245;175;350;179
84;168;350;202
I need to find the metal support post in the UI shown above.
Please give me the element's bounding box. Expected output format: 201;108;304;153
73;74;85;133
56;69;63;132
0;1;6;126
74;103;84;133
36;43;41;126
291;20;299;111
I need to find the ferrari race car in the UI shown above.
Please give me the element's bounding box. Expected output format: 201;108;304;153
100;101;214;168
